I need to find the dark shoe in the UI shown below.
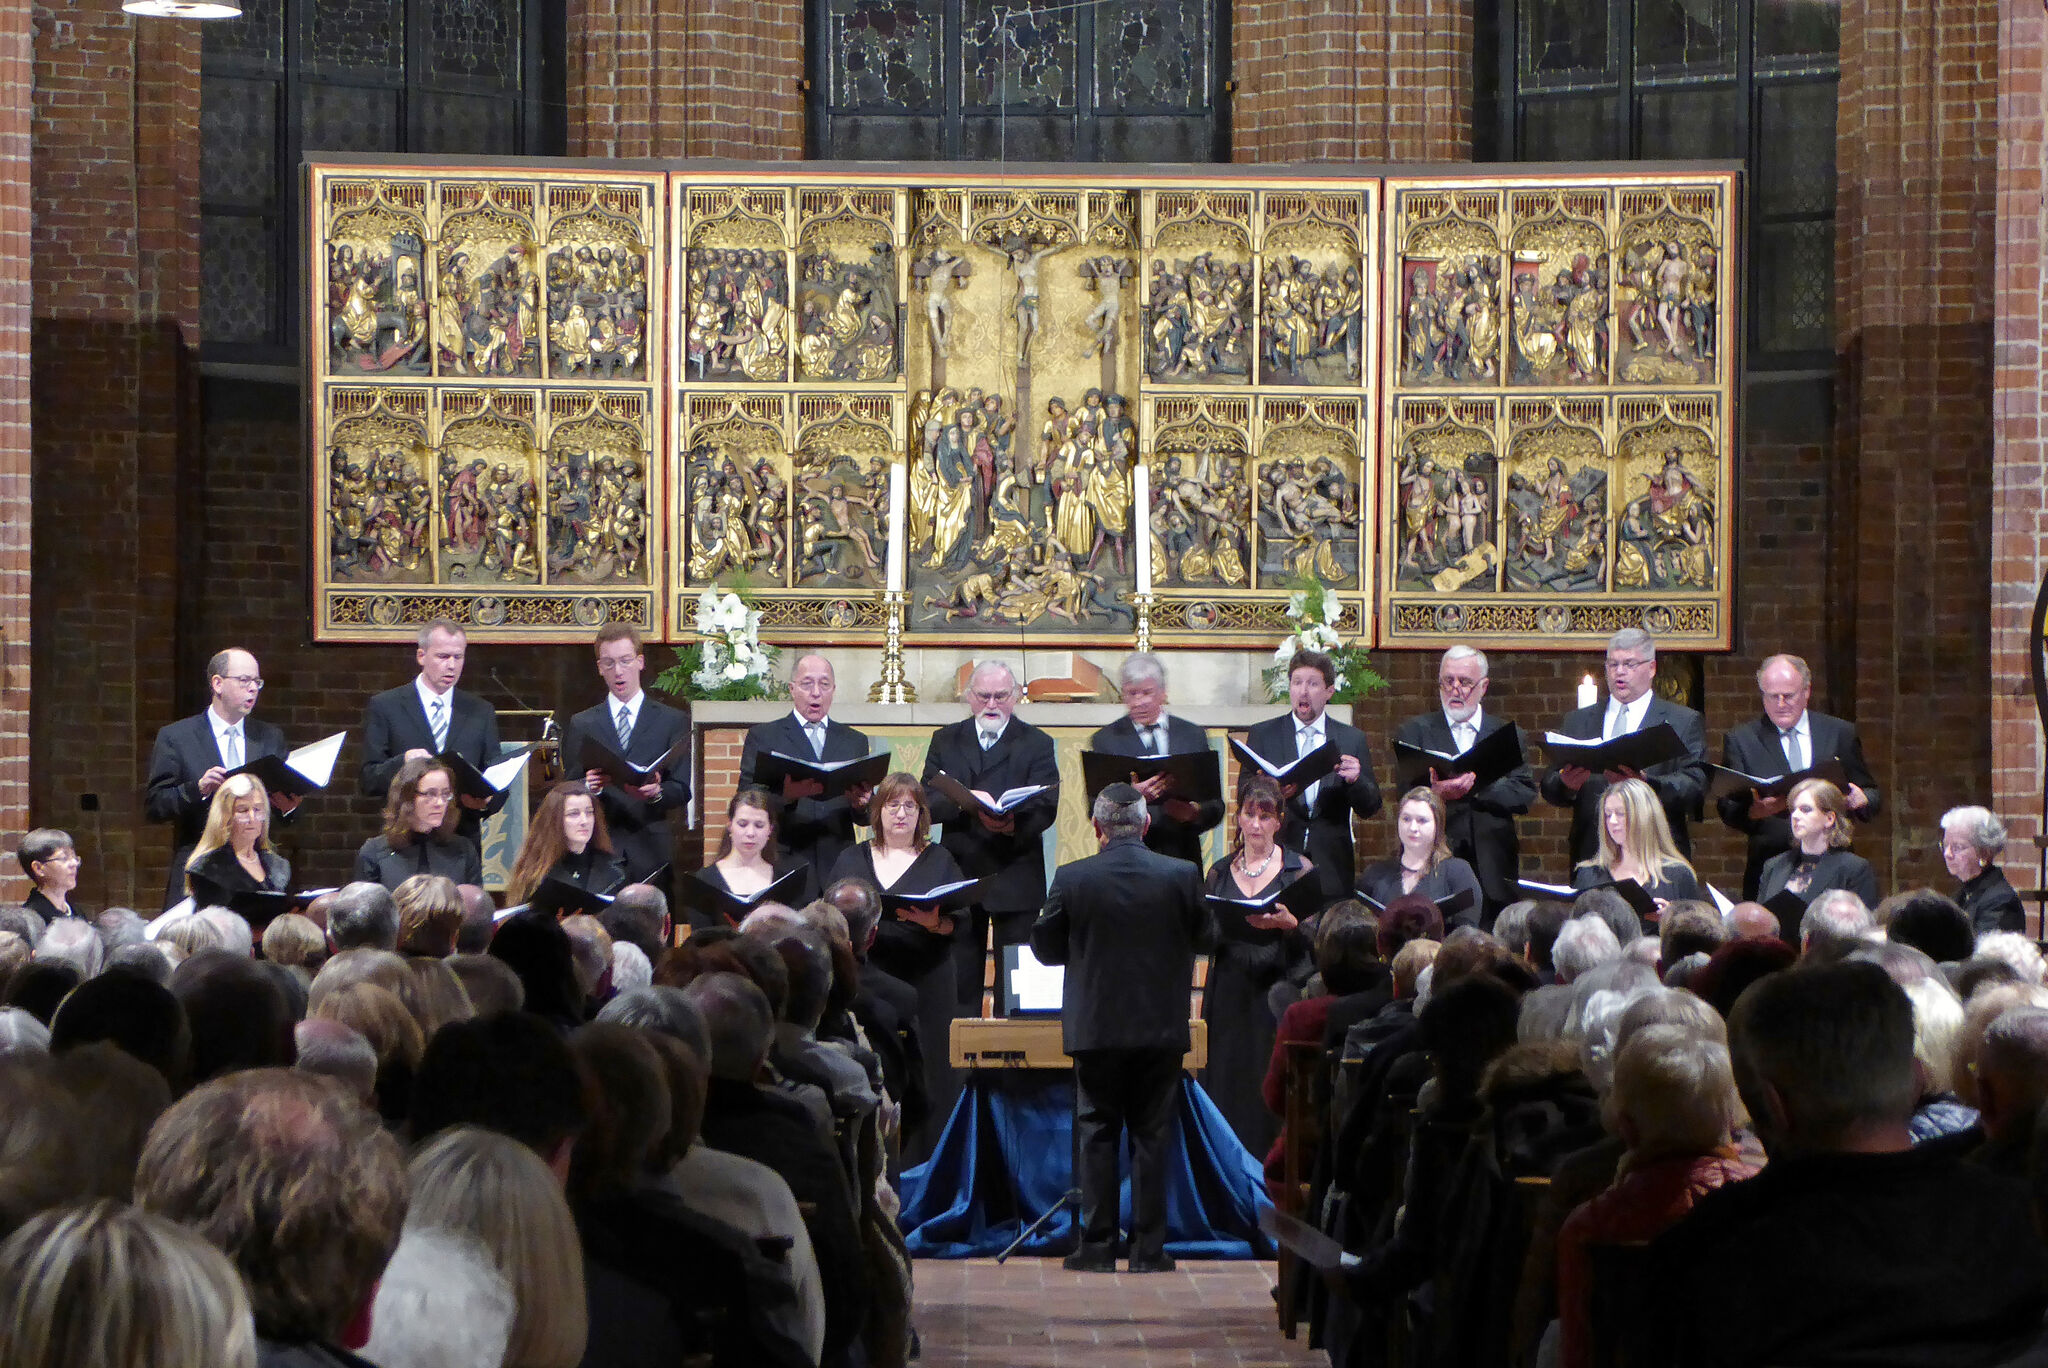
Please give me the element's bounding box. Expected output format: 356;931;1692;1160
1063;1246;1116;1273
1127;1253;1178;1274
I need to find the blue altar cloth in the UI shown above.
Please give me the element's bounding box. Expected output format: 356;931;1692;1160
897;1071;1276;1259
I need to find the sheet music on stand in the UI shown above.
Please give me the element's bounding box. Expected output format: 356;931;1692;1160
1002;944;1065;1016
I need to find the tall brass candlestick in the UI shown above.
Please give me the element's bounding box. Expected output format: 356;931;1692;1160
868;591;917;704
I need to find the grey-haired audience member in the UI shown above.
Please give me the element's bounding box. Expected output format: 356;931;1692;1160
327;881;400;952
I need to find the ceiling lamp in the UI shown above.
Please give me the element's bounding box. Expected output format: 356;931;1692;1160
123;0;243;17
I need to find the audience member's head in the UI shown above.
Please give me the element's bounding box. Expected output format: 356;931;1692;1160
260;912;329;974
610;942;652;993
1490;901;1535;963
1729;960;1918;1157
594;985;708;1058
1615;985;1728;1051
1553;915;1622;984
393;874;463;958
600;884;671;964
0;1200;258;1368
0;905;45;947
398;956;474;1039
567;1023;671;1200
1875;889;1976;965
401;1126;587;1368
1898;974;1965;1097
1605;1024;1742;1160
447;953;525;1017
35;918;104;980
171;949;294;1083
823;876;884;955
1390;939;1440;1001
137;1069;407;1346
48;970;190;1089
1417;972;1524;1099
1975;1007;2048;1146
93;906;148;953
454;885;498;954
156;913;223;965
1375;894;1443;959
678;971;774;1082
51;1041;172;1202
1523;900;1573;972
1658;901;1727;966
1691;936;1797;1020
409;1012;591;1169
195;908;255;960
0;1005;47;1055
1976;931;2047;987
1955;985;2048;1106
1798;890;1875;962
301;891;335;933
560;914;613;1002
0;1054;82;1239
361;1227;515;1368
105;940;174;986
1726;901;1781;941
308;946;412;1013
487;912;585;1028
3;961;80;1025
0;928;29;991
312;982;424;1123
1316;917;1386;997
326;882;399;952
294;1017;378;1106
1571;887;1642;947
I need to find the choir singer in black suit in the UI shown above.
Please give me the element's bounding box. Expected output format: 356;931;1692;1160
739;652;874;903
1391;646;1536;925
1240;649;1383;906
565;625;691;891
144;647;297;909
1029;784;1212;1274
1717;653;1882;899
1539;628;1708;866
1088;652;1223;867
359;620;503;849
921;661;1060;1015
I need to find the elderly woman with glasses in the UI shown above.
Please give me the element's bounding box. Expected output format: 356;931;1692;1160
1941;805;2025;936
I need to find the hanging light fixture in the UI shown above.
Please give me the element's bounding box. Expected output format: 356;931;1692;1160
123;0;243;17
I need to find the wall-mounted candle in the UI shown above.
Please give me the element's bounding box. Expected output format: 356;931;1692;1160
885;459;907;593
1133;461;1152;594
1577;673;1598;710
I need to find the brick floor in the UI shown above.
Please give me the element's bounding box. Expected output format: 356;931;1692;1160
911;1257;1330;1366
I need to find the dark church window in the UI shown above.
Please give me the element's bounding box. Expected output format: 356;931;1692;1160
200;0;556;365
806;0;1229;164
1481;0;1838;367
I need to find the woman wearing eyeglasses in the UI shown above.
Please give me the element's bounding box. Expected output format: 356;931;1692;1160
353;756;483;890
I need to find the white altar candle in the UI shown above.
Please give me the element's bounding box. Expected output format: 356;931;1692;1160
886;460;907;592
1133;461;1152;594
1577;673;1598;710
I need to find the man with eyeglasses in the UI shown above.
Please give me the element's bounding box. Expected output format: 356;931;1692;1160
566;623;692;895
1088;652;1222;867
922;660;1060;1014
1391;645;1536;925
1539;626;1709;866
1717;652;1880;900
737;651;871;901
145;647;300;908
359;619;504;851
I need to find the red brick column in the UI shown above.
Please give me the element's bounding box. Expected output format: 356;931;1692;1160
568;0;804;160
0;0;31;890
1232;0;1473;162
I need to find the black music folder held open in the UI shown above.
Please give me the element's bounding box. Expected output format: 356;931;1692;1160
1392;723;1525;794
1539;723;1688;775
1079;748;1224;805
675;867;806;927
747;749;891;799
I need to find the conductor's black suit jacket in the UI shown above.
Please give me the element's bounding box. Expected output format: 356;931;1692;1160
738;712;871;904
144;711;292;909
920;716;1061;917
359;684;504;847
1538;695;1709;867
564;696;692;886
1240;710;1384;906
1717;711;1882;900
1087;714;1224;868
1029;836;1213;1053
1390;710;1537;915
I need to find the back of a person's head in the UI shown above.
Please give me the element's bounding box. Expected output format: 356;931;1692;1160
1316;917;1385;997
1799;890;1875;962
595;985;708;1058
313;982;424;1123
1876;889;1976;965
567;1023;671;1199
1390;938;1440;1000
410;1011;590;1159
642;1033;708;1167
679;970;775;1081
105;941;174;987
1553;915;1622;984
403;1126;587;1368
294;1017;378;1107
1571;887;1642;946
4;961;81;1025
94;906;148;952
0;1200;257;1368
0;1053;83;1239
1978;1008;2048;1131
136;1069;406;1344
452;885;497;954
1692;936;1797;1020
0;1004;47;1056
0;905;46;946
397;957;477;1041
1490;901;1536;961
1730;959;1919;1152
307;945;411;1014
362;1227;514;1368
488;911;585;1024
1375;894;1443;959
394;874;463;958
49;1042;172;1205
48;971;190;1090
260;913;329;973
1418;972;1523;1096
600;885;670;964
1976;931;2048;986
560;914;613;1000
195;909;255;960
1606;1024;1741;1158
328;881;400;951
1658;901;1727;966
1523;899;1573;970
1615;986;1727;1053
36;918;105;981
1897;973;1965;1096
446;952;525;1017
0;927;31;992
170;950;292;1084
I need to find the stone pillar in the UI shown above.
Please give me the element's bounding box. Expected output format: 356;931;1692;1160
568;0;805;160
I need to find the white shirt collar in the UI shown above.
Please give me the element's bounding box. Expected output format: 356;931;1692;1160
209;706;244;740
415;677;453;715
1779;710;1810;738
1608;692;1649;728
1445;705;1483;737
1297;713;1324;737
610;689;643;717
977;716;1010;742
791;709;827;732
1137;713;1171;734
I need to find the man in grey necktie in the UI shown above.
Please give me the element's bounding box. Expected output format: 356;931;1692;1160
615;697;636;752
738;652;875;900
429;696;449;752
1090;653;1223;868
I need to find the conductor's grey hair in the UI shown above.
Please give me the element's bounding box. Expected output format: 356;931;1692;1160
1091;786;1148;841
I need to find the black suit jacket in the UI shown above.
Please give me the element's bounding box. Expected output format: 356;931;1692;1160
564;696;691;886
351;833;482;890
359;683;505;846
920;716;1061;916
1716;711;1883;899
1087;714;1224;867
1390;710;1536;914
1538;695;1709;866
144;711;294;908
1240;711;1384;905
739;713;873;905
1030;836;1212;1053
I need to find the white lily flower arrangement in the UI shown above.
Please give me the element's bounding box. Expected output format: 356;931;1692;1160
1261;576;1385;705
657;582;783;700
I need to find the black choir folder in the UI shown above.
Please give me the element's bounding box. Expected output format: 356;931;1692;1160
1229;737;1341;790
1539;723;1688;775
1705;757;1850;803
1079;748;1224;804
927;773;1055;816
526;878;615;921
1392;724;1526;793
1519;877;1658;925
879;876;985;917
185;880;337;929
676;868;806;926
441;746;534;802
580;735;691;789
1358;886;1478;924
225;732;346;799
1206;873;1325;944
746;749;891;799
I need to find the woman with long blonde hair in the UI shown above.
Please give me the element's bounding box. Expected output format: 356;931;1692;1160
184;772;290;901
1573;775;1699;916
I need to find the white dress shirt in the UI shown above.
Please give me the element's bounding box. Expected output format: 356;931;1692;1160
1602;692;1651;740
790;709;828;758
1779;711;1811;771
209;708;246;769
1445;705;1483;756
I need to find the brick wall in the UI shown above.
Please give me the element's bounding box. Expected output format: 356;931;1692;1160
0;0;29;889
1232;0;1473;164
567;0;804;160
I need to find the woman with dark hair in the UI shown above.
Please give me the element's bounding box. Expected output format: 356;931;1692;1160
506;781;626;908
687;787;804;931
1354;787;1482;923
827;771;966;1151
354;756;482;889
184;774;291;903
488;910;587;1031
1200;774;1314;1154
1756;777;1880;912
16;827;83;922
